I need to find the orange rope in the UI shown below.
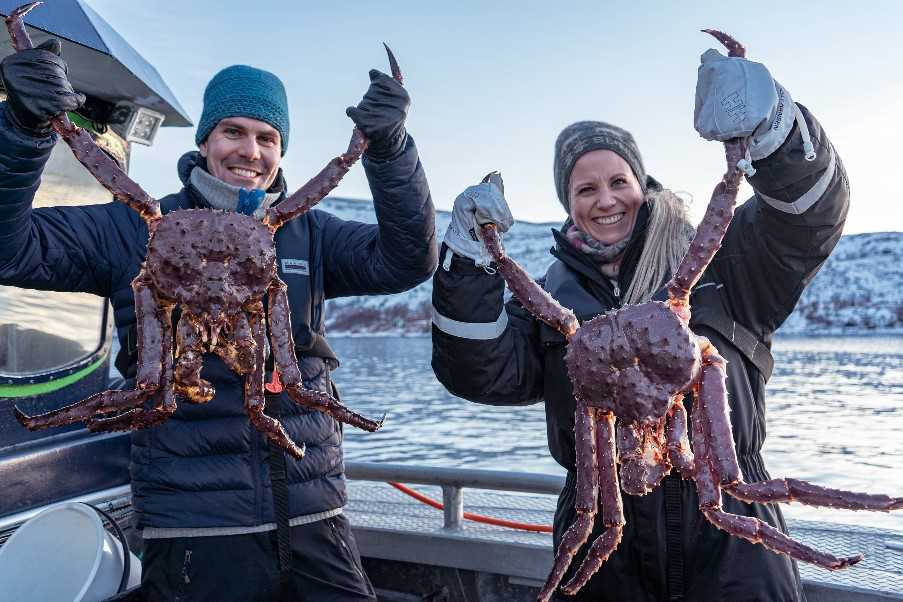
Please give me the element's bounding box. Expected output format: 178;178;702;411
388;482;553;533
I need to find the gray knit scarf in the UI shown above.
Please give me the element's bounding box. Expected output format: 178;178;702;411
190;167;281;220
563;220;631;278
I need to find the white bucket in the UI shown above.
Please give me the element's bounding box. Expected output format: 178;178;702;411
0;502;141;602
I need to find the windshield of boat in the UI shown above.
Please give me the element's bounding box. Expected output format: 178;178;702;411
0;140;119;379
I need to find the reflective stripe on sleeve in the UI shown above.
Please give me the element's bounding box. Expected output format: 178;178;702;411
755;151;836;215
431;305;509;340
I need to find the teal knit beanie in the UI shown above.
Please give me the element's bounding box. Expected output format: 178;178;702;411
195;65;290;155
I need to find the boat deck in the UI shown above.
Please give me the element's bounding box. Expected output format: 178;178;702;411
346;480;903;601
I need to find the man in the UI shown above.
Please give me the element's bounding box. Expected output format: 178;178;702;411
0;39;437;601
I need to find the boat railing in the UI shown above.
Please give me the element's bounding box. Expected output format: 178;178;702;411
344;462;903;601
345;461;562;531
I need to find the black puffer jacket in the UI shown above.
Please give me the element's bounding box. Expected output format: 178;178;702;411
432;104;848;602
0;106;437;530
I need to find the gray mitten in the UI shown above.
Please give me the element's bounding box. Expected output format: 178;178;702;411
444;172;514;267
693;48;797;161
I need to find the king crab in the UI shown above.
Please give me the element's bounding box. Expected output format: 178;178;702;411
7;2;399;459
478;30;903;602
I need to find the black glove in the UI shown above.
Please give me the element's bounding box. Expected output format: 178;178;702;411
346;69;409;161
0;38;85;136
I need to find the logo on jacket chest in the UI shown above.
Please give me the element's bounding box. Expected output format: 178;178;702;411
280;258;310;276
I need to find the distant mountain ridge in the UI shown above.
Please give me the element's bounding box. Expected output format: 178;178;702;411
320;197;902;336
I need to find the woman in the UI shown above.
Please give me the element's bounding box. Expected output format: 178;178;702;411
431;47;848;601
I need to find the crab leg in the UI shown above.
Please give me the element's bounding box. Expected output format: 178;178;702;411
689;380;722;509
691;363;864;569
666;141;744;314
5;3;161;225
616;421;645;495
263;45;405;231
695;340;741;484
693;342;903;511
480;224;579;338
87;303;178;432
665;396;695;478
14;371;150;430
173;315;215;403
14;271;164;428
537;405;599;602
243;302;307;460
262;128;367;231
667;29;748;315
726;480;903;512
211;312;256;375
266;279;384;431
617;419;670;495
561;410;625;596
700;507;861;570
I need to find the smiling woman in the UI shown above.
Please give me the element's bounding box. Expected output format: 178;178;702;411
430;26;863;597
567;150;645;246
552;121;694;305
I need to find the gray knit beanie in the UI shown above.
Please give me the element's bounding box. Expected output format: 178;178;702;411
553;121;647;212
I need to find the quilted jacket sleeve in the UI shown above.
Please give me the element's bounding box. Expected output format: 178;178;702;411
321;136;437;298
710;103;849;337
0;104;135;297
431;244;546;406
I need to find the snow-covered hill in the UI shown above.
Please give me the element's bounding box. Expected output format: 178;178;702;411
319;197;902;336
780;231;902;334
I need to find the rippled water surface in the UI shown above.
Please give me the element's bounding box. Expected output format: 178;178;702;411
338;335;903;531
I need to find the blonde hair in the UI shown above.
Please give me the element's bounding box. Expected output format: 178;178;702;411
622;190;695;305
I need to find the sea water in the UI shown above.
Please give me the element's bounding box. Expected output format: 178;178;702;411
338;335;903;531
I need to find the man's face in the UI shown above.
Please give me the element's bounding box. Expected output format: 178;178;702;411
199;117;281;190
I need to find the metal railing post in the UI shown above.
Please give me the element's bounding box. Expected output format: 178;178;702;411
442;485;463;530
345;462;567;495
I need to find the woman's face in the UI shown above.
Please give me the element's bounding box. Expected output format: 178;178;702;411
568;149;644;245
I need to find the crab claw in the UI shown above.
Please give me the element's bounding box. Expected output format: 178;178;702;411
701;29;746;58
8;1;41;22
383;42;403;85
5;2;43;52
14;405;33;428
